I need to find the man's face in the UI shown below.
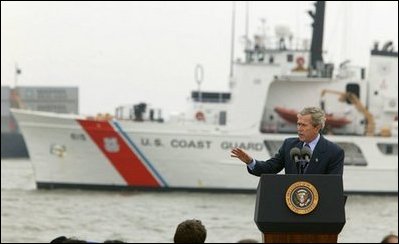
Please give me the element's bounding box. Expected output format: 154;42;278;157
297;114;320;142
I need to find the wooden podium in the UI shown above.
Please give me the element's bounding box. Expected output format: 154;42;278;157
254;174;346;243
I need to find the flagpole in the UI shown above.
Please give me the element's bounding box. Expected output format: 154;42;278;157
13;63;24;109
14;63;21;88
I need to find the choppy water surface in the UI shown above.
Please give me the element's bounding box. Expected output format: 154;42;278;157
1;159;397;243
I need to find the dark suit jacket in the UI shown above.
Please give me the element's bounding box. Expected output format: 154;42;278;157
248;134;344;176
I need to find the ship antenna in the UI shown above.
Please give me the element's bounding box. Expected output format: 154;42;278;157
245;1;250;51
243;1;252;63
195;64;204;103
229;1;236;78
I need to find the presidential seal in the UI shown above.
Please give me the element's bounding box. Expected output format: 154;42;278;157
285;181;319;215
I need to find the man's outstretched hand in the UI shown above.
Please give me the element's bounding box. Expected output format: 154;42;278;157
230;148;253;164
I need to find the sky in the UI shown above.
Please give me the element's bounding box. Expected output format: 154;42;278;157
1;1;398;116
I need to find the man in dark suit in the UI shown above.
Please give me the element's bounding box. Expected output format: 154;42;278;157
231;107;344;175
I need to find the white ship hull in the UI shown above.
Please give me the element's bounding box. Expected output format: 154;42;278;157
12;109;398;194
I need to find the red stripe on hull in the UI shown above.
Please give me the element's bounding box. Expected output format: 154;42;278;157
77;119;160;187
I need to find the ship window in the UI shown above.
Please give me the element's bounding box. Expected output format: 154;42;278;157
219;111;227;125
346;83;360;104
269;56;274;64
287;54;293;62
191;91;231;103
361;68;366;79
264;141;370;167
336;142;367;166
346;83;359;97
377;143;398;155
37;104;68;113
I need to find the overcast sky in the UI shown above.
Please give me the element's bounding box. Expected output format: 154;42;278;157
1;1;398;116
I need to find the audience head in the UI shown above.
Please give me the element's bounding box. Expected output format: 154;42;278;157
50;236;87;243
381;234;398;243
174;219;207;243
237;238;259;243
51;236;68;243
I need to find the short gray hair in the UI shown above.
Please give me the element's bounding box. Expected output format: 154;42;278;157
299;107;326;129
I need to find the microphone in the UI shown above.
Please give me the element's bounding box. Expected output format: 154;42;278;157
301;146;312;163
290;147;301;174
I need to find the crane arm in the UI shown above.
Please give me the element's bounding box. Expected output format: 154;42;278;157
320;89;375;136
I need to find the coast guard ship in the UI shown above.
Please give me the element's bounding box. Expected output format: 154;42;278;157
12;2;398;194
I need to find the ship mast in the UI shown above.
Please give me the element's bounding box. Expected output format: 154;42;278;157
308;1;325;76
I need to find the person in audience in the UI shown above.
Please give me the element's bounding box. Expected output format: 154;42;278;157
50;236;87;243
381;234;398;243
173;219;207;243
237;238;259;243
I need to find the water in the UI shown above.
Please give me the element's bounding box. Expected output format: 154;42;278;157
1;159;397;243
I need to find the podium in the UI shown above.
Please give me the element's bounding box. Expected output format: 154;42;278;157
254;174;346;243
